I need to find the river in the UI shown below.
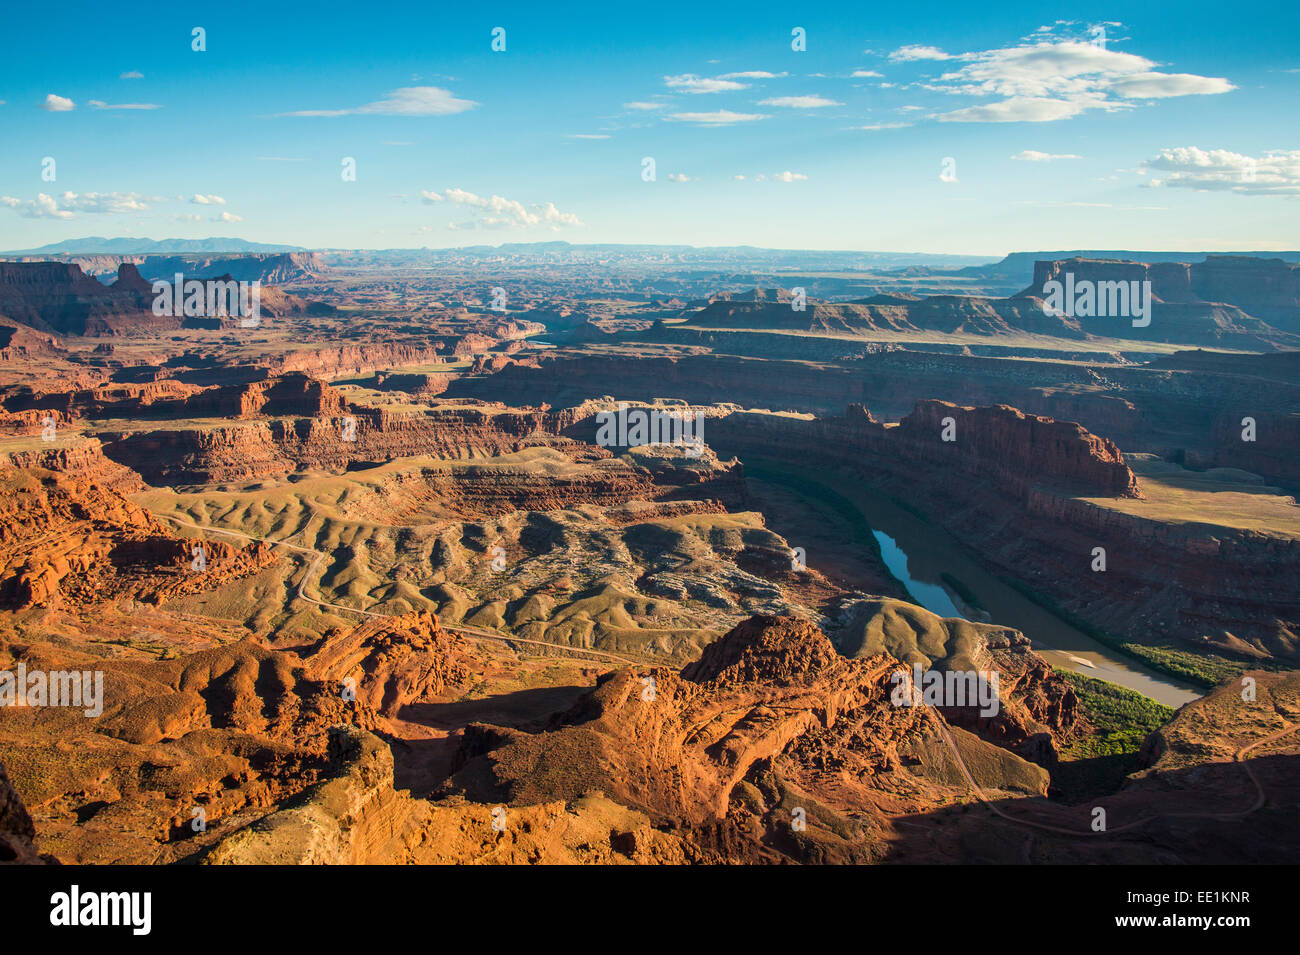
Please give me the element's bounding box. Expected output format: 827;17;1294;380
743;460;1202;707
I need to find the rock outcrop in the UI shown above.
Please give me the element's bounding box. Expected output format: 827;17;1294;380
895;399;1141;498
448;614;1057;861
133;252;327;286
0;260;337;335
0;262;161;335
0;463;275;610
0;763;45;864
1017;256;1300;346
0;607;476;864
3;435;143;493
1025;255;1300;315
304;612;473;718
202;726;405;865
203;725;694;865
829;597;1080;765
712;398;1141;501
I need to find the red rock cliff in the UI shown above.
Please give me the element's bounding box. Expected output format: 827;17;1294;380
895;399;1141;498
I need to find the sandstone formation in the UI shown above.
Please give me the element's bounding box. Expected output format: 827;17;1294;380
0;261;334;336
895;399;1141;498
0;763;45;864
830;597;1080;765
1025;255;1300;318
0;320;63;363
3;435;143;492
39;252;328;286
304;612;474;718
446;615;1061;861
133;252;328;286
703;398;1141;501
0;261;161;335
0;463;275;611
204;726;694;865
0;606;483;863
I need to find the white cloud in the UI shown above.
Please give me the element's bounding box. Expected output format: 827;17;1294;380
733;174;745;181
718;71;787;79
0;191;151;218
667;173;693;182
770;171;808;182
939;96;1096;123
889;45;953;62
420;188;583;229
41;94;75;111
666;109;767;126
623;101;666;110
1109;72;1234;98
664;74;747;94
758;95;842;108
1011;149;1081;161
855;121;911;130
851;70;883;78
0;195;70;219
216;211;243;222
191;194;227;205
568;133;610;139
88;100;161;110
120;70;143;79
279;86;477;117
929;40;1233;124
1142;147;1300;195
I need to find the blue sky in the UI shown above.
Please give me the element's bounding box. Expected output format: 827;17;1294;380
1;0;1297;254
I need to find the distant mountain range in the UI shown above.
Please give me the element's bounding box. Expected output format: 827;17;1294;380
6;237;306;254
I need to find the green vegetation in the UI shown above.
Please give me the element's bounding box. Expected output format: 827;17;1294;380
1056;669;1175;760
1118;643;1242;689
1050;669;1179;799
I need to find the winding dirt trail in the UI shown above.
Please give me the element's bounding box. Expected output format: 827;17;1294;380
921;704;1295;837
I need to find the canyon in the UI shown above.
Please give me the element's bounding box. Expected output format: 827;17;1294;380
0;249;1295;867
